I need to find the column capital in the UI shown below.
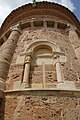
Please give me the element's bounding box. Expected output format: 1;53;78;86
25;55;32;64
67;23;77;31
53;54;60;63
10;23;21;33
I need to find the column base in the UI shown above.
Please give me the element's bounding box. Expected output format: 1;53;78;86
13;81;29;90
57;81;76;90
57;81;64;84
22;82;29;89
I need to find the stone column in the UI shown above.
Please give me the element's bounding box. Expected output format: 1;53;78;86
0;23;21;91
56;62;63;83
54;55;63;83
23;55;31;88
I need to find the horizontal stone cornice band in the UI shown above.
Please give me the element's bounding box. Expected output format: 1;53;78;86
4;89;80;97
0;2;80;36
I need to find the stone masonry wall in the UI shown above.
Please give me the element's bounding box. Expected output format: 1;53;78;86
4;91;80;120
6;64;24;90
0;15;80;120
6;28;80;90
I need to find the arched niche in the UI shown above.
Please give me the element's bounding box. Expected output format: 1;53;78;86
32;45;53;65
26;40;61;55
23;40;65;88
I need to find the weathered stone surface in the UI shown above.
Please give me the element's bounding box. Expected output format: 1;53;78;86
4;93;80;120
6;64;23;90
4;21;80;120
0;2;80;120
6;28;80;90
0;28;20;91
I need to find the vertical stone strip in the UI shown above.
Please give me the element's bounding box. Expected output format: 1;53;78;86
23;55;31;88
0;23;21;91
55;55;63;83
56;62;63;83
43;63;46;88
69;26;80;61
69;25;80;86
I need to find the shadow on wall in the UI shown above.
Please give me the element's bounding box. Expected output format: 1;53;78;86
0;97;5;120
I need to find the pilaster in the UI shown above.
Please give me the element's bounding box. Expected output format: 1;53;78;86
69;24;80;62
68;24;80;87
55;55;63;83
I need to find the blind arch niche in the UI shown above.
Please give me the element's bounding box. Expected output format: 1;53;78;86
25;40;61;88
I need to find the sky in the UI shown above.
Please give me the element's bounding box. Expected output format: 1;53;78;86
0;0;80;27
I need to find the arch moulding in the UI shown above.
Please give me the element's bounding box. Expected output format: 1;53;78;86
26;39;61;57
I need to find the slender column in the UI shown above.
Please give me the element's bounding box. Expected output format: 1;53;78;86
0;23;21;91
54;55;63;83
23;56;31;88
43;63;46;88
56;62;63;83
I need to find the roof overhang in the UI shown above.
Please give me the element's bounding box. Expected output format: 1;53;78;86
0;2;80;36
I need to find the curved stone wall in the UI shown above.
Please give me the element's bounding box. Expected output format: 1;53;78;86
0;2;80;120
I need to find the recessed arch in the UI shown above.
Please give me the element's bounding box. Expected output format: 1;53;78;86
33;44;52;54
26;40;61;57
25;40;60;88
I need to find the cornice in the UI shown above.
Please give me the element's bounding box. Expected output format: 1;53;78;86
0;1;80;36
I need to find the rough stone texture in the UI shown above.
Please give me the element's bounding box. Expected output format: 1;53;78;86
0;2;80;120
4;93;80;120
0;29;20;91
6;28;80;90
4;24;80;120
30;64;57;88
6;64;23;90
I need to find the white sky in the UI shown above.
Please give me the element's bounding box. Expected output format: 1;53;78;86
0;0;75;26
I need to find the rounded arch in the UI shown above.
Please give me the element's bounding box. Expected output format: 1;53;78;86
33;44;52;53
26;40;61;57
